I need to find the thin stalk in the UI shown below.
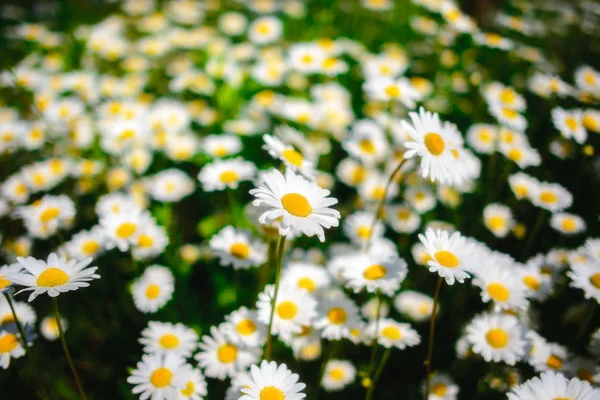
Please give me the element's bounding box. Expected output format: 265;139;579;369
53;297;87;400
365;348;392;400
265;235;287;361
315;340;342;399
522;210;546;258
366;291;383;378
2;292;29;349
364;158;408;252
424;277;443;399
575;300;597;344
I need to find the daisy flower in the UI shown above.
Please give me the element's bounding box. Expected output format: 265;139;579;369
483;82;526;111
16;195;76;239
358;172;399;204
466;313;526;365
209;226;267;270
256;283;317;337
342;251;408;296
321;360;356;392
368;318;421;349
582;109;600;133
281;262;332;294
263;133;315;178
223;306;266;348
575;65;600;97
10;253;99;302
178;366;207;400
195;325;259;380
0;263;21;294
489;106;527;132
363;76;420;108
343;211;384;246
40;315;67;341
473;264;529;311
499;142;541;169
361;296;390;320
342;120;389;166
508;172;538;200
425;373;459;400
132;221;169;261
551;108;587;144
239;360;306;400
202;134;242;158
127;353;188;400
335;157;370;187
531;182;573;212
466;124;498;154
250;168;340;242
147;169;195;203
0;298;36;327
518;259;553;301
394;290;436;322
401;107;458;184
567;263;600;303
248;16;283;45
64;226;106;260
197;158;257;191
139;321;198;358
483;203;515;238
418;228;478;285
313;294;362;340
405;186;437;214
131;265;175;313
507;371;600;400
527;333;572;374
0;329;25;369
385;203;421;234
550;213;586;235
100;205;148;252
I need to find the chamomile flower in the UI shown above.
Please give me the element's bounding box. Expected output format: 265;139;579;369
321;360;356;392
342;120;389;166
223;306;266;348
526;332;572;374
16;195;76;239
426;373;459;400
508;172;538;200
100;205;147;252
342;251;408;296
40;315;67;341
361;296;390;320
402;107;458;184
418;228;477;285
531;182;573;212
575;65;600;97
250;168;340;242
132;221;169;261
343;211;384;246
203;134;242;158
263;133;315;177
582;109;600;133
473;263;529;311
281;262;332;294
195;325;259;380
127;353;188;400
385;203;421;233
209;226;267;270
567;263;600;303
507;371;600;400
550;213;586;235
239;360;306;400
248;16;283;45
178;367;208;400
256;283;317;337
64;226;106;259
0;329;25;369
552;108;587;144
139;321;198;358
198;158;257;192
10;253;99;302
466;124;498;154
147;169;195;203
335;157;370;187
490;106;527;132
368;318;421;349
405;186;437;214
394;290;435;322
518;260;553;301
466;313;526;365
0;263;21;294
363;76;420;108
0;298;36;327
484;203;515;238
131;265;175;313
313;294;362;340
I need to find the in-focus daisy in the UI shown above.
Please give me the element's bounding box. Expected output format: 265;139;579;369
239;360;306;400
550;213;586;235
342;251;408;296
139;321;198;358
321;359;356;392
483;203;515;238
567;263;600;302
9;253;99;302
394;290;435;322
418;228;477;285
127;353;188;400
198;158;256;191
507;371;600;400
209;226;267;270
368;318;421;349
195;325;259;380
256;283;317;337
250;168;340;242
466;313;526;365
131;265;175;313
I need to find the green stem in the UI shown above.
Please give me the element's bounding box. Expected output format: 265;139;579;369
522;210;547;258
366;291;383;378
3;292;29;350
424;277;443;399
53;297;87;400
575;300;597;344
265;235;287;361
315;340;341;399
365;348;392;400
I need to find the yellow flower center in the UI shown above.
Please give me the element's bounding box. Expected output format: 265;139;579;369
424;133;445;156
432;383;447;396
213;145;229;157
82;240;100;255
297;277;316;292
371;186;386;200
230;242;250;259
329;367;345;380
116;222;137;239
523;276;540;291
351;166;366;184
217;344;238;363
276;301;298;320
385;85;401;98
0;333;19;353
260;386;285;400
565;117;578;131
363;264;387;280
281;193;312;217
485;328;508;348
138;235;154;248
514;184;528;198
502;108;518;119
488;216;505;230
357;225;371;239
36;268;69;287
479;130;492;143
540;191;557;204
359;139;376;154
0;275;11;290
434;250;459;268
219;170;239;184
159;334;180;349
576;368;594;383
560;218;577;232
282;148;303;167
500;88;516;104
584;71;597;85
150;367;172;388
301;54;314;64
1;314;15;325
236;319;257;336
381;326;402;340
508;148;523;162
546;355;563;370
327;307;347;325
487;283;509;302
40;207;60;223
589;273;600;289
181;381;195;396
583;115;598;131
146;284;161;299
